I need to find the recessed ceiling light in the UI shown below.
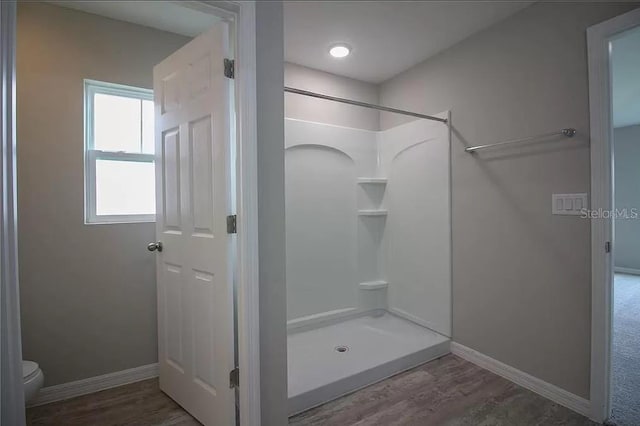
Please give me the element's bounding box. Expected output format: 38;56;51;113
329;44;351;58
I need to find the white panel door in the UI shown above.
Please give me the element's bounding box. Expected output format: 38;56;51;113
152;23;234;426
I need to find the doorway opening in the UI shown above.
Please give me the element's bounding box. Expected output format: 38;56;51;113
15;2;259;425
588;7;640;425
610;25;640;426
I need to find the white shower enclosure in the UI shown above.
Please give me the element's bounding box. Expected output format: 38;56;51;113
285;114;451;414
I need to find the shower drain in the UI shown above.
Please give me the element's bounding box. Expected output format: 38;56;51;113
334;345;349;353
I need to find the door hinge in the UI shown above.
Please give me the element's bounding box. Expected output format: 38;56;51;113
229;367;239;388
605;241;611;253
227;215;237;234
224;58;235;79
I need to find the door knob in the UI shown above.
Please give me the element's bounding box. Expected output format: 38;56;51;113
147;242;163;252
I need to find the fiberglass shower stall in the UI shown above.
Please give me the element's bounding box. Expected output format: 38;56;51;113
285;91;452;415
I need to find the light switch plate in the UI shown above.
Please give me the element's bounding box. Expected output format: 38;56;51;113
552;193;588;216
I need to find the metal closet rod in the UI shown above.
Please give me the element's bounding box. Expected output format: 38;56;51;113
465;128;577;153
284;86;448;124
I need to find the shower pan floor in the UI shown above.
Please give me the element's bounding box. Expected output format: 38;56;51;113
287;312;450;415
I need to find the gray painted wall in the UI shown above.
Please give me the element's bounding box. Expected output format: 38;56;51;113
379;2;639;399
285;62;379;131
614;125;640;271
256;2;288;425
17;3;189;386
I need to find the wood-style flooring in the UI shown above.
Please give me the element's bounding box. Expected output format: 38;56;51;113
26;378;199;426
289;354;595;426
27;355;596;426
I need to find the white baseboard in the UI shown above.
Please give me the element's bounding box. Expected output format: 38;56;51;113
614;266;640;275
450;342;592;419
29;363;159;407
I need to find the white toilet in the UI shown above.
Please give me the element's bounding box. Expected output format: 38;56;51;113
23;360;44;404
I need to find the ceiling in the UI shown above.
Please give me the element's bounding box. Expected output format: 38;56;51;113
612;26;640;128
48;1;536;85
47;1;218;37
284;1;534;83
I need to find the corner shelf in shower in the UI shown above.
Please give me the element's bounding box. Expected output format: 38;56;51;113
357;178;388;184
359;280;388;290
358;209;388;216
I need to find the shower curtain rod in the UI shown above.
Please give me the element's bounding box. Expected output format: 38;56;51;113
284;87;448;124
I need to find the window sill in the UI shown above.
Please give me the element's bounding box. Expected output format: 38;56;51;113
85;214;156;225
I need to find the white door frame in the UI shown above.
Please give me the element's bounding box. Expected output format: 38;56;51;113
588;7;640;423
180;2;261;425
0;1;261;425
0;1;26;425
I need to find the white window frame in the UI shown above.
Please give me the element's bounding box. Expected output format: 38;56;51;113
84;79;155;224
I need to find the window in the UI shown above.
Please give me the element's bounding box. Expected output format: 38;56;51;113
84;80;155;223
